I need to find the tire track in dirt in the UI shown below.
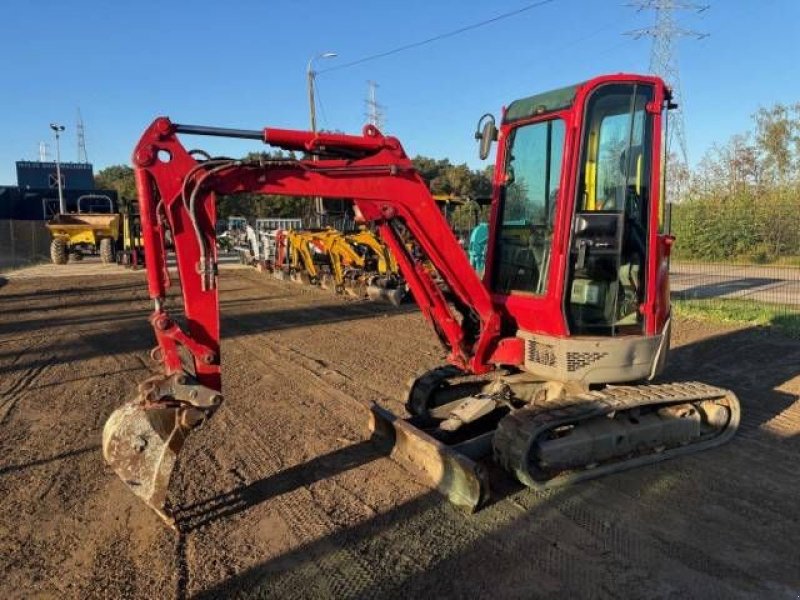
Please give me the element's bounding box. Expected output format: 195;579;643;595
226;273;442;382
189;317;512;598
178;350;395;598
0;272;178;599
515;487;765;599
211;273;800;598
207;313;660;598
0;362;43;415
212;410;386;599
0;356;54;424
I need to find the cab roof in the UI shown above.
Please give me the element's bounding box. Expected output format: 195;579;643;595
503;82;583;124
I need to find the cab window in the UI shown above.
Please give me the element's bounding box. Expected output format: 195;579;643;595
492;118;565;295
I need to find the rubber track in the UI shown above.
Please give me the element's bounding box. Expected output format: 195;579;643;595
403;365;465;415
494;381;741;489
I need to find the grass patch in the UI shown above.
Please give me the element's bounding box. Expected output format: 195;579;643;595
673;298;800;339
671;257;800;269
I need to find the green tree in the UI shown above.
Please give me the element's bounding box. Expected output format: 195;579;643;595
672;100;800;264
411;155;492;199
95;165;137;210
754;103;800;183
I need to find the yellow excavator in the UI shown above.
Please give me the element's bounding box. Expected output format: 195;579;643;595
282;227;406;304
284;229;324;285
311;229;367;295
346;229;406;304
347;229;398;275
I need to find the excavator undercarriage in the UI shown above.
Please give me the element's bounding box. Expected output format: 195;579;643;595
103;74;740;527
376;366;739;511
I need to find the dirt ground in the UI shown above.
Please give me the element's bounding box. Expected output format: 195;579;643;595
1;263;799;599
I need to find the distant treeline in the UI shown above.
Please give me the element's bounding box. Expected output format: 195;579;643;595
95;152;494;229
670;101;800;264
95;101;800;265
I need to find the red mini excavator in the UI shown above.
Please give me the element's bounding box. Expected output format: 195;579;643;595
103;74;739;526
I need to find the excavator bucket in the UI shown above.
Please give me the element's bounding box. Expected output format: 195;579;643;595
368;403;490;512
102;401;195;527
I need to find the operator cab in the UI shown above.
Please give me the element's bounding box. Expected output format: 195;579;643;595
484;77;666;341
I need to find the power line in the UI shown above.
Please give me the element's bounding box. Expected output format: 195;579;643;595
314;78;331;129
319;0;557;74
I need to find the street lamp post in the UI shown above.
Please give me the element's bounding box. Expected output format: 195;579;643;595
307;52;337;219
50;123;66;214
306;51;337;134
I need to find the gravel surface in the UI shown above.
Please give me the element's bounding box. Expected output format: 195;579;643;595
1;265;799;599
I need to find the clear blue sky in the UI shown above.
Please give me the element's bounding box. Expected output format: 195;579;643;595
1;0;797;184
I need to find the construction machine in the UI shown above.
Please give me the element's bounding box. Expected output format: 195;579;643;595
310;228;366;295
116;204;145;268
46;193;120;264
103;74;739;526
281;228;403;303
318;228;407;304
284;229;326;285
346;229;407;304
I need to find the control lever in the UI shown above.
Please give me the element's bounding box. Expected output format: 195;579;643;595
576;239;592;270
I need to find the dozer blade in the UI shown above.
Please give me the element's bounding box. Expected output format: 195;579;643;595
344;280;368;298
366;284;405;306
102;401;197;527
369;403;490;512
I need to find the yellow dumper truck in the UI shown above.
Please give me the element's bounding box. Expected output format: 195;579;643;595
45;194;120;264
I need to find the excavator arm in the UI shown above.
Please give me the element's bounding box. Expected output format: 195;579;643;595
103;118;504;524
132;118;501;375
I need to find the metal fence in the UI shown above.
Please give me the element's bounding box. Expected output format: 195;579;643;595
0;220;51;272
669;197;800;318
2;207;798;319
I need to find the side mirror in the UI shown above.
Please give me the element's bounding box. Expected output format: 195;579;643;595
474;114;497;160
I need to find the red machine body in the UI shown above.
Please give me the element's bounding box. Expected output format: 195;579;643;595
103;74;738;526
131;74;672;392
